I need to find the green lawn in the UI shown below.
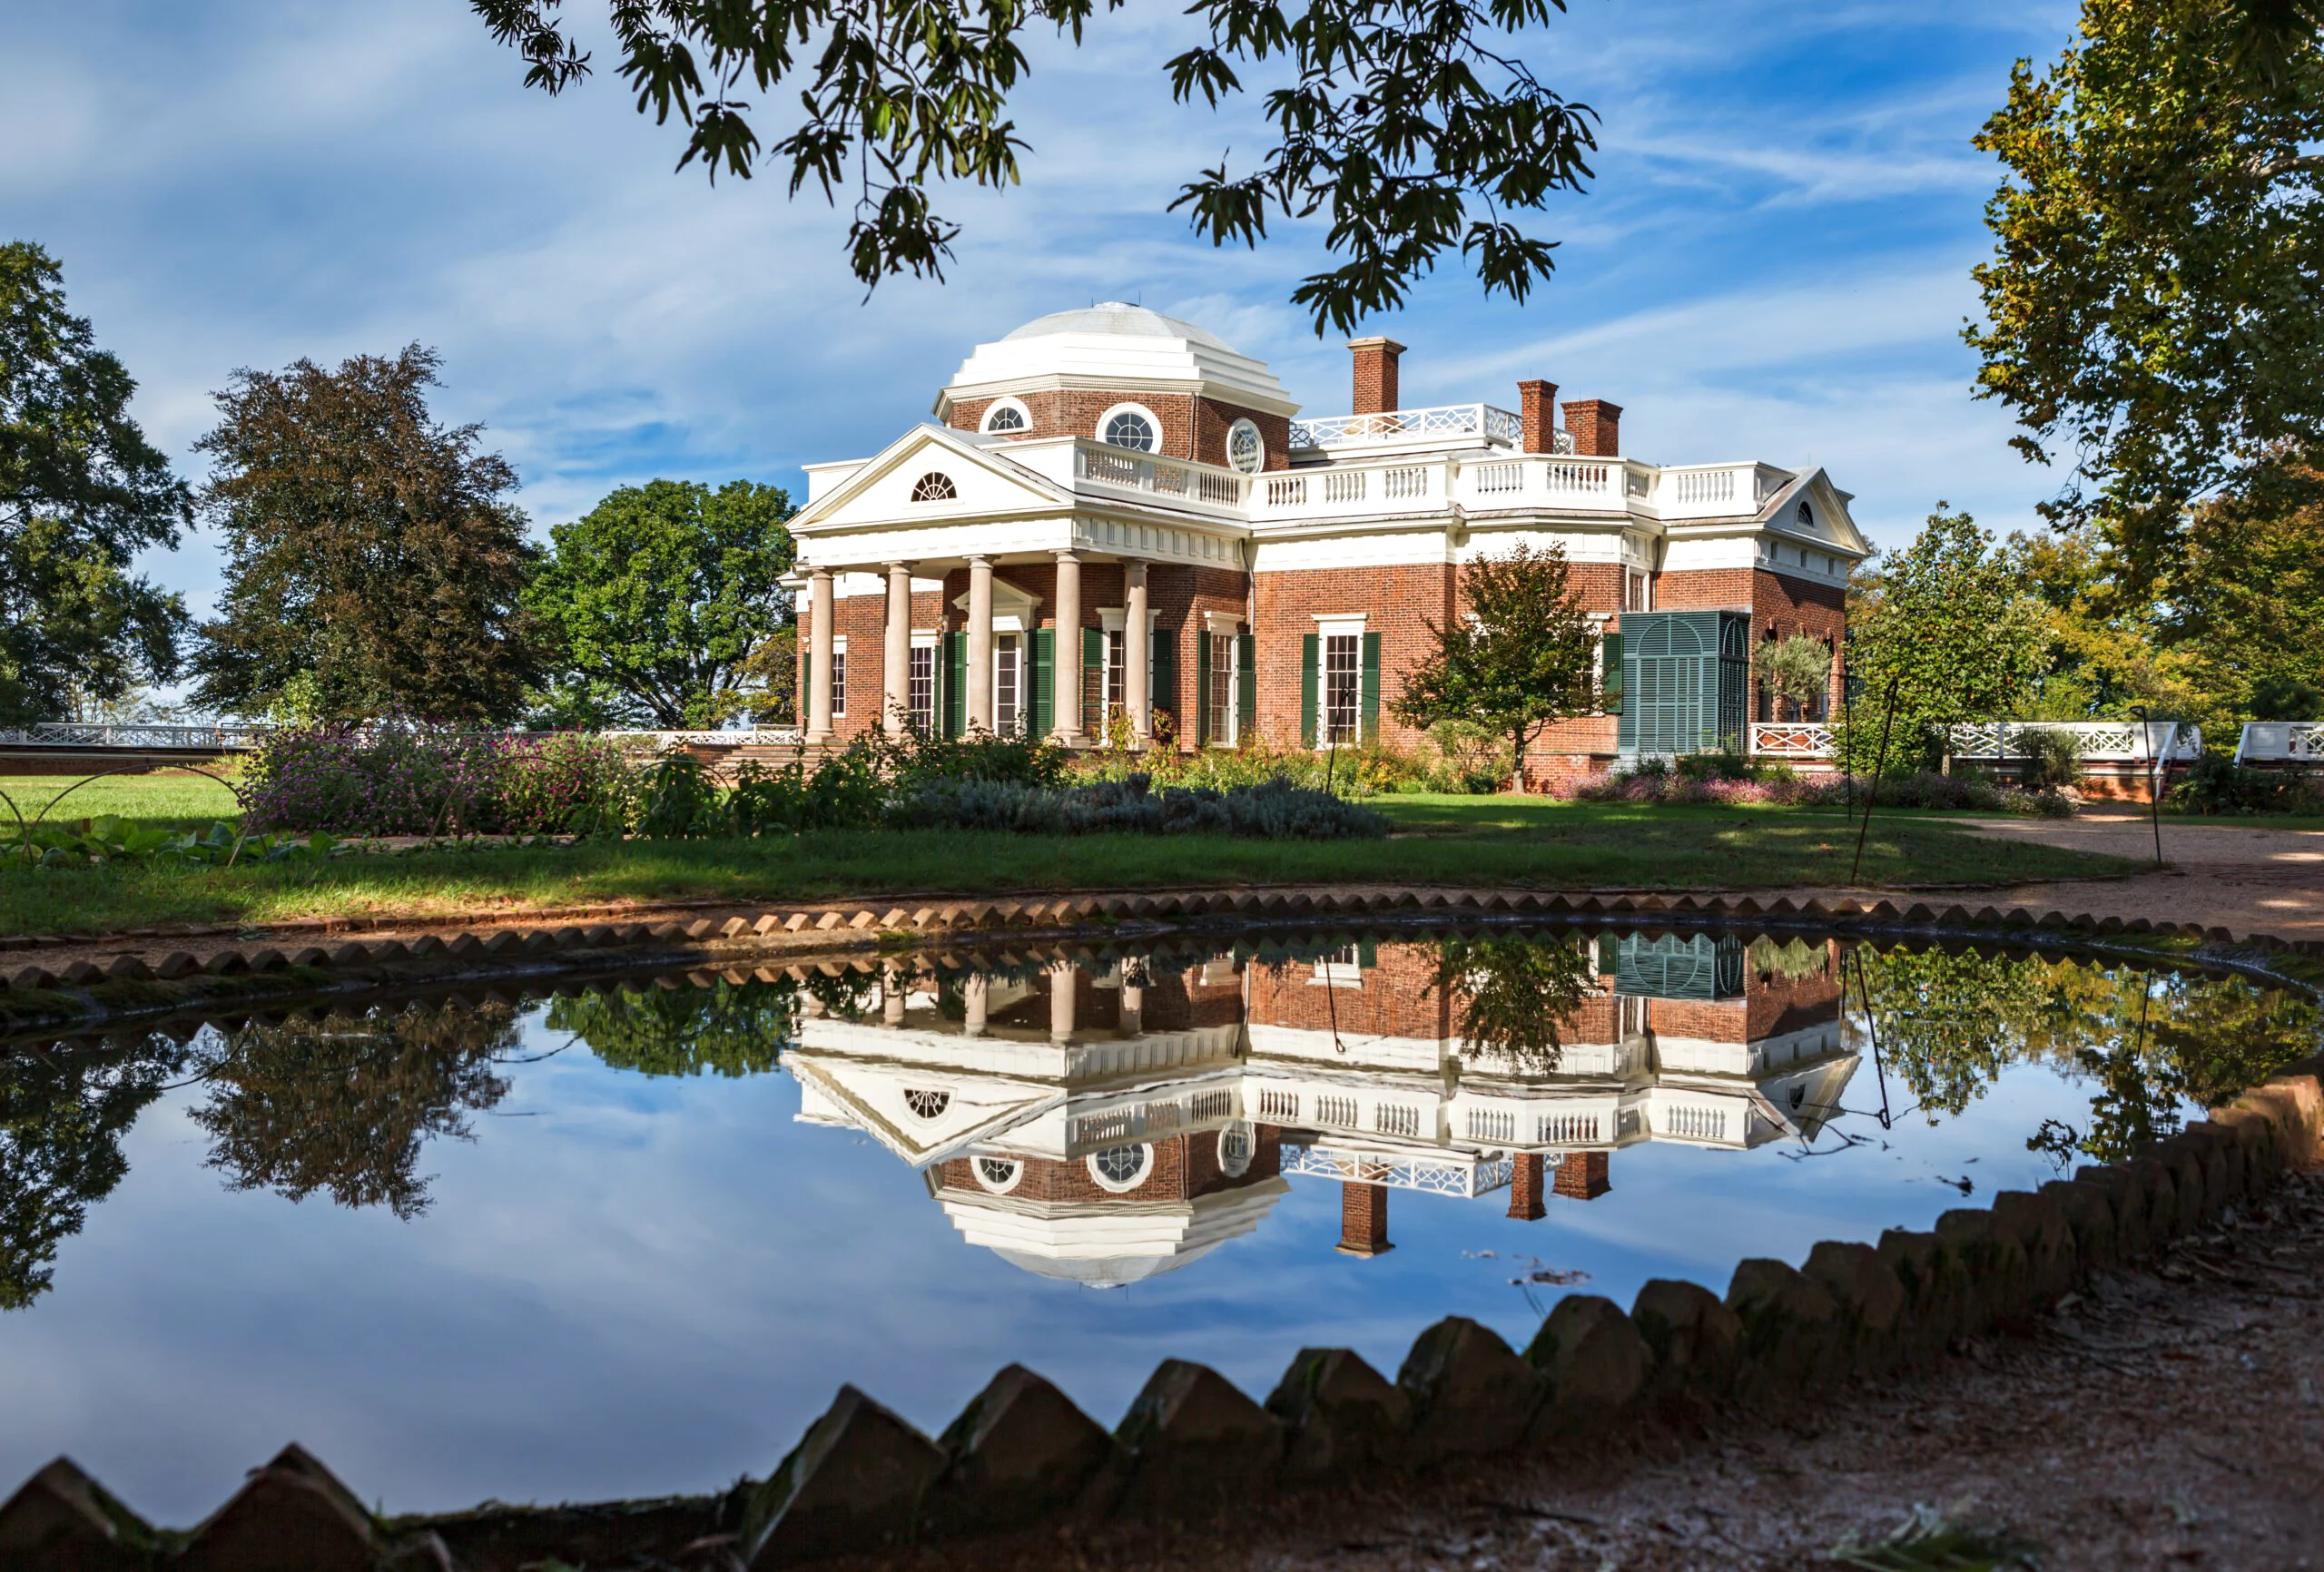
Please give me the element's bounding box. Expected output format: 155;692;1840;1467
0;786;2130;937
0;771;242;835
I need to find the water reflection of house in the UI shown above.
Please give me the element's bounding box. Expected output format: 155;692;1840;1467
787;936;1856;1280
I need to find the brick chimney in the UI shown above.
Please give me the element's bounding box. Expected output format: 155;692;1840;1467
1336;1181;1393;1256
1349;336;1405;416
1506;1153;1547;1221
1553;1151;1611;1201
1517;379;1559;453
1561;398;1622;457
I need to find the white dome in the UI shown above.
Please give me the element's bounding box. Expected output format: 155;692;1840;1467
938;303;1297;418
1001;302;1237;352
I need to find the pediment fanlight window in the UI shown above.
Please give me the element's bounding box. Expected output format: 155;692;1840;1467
902;1087;951;1120
910;472;960;502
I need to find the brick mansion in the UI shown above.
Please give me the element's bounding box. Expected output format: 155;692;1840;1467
787;304;1869;781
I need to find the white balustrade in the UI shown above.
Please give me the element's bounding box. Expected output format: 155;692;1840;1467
1323;470;1367;504
1289;402;1524;449
1471;462;1524;496
1070;442;1247;512
1382;466;1429;501
2234;722;2324;764
602;728;804;748
1945;721;2200;763
1748;722;1836;758
0;722;275;750
1263;475;1308;508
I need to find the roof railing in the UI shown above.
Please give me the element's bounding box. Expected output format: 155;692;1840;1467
1289;402;1541;450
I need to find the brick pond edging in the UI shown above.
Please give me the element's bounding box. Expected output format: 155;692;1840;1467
6;884;2324;1036
5;1028;2322;1568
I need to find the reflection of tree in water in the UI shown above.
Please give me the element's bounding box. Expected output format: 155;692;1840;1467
1855;946;2319;1164
545;980;797;1077
2;1039;189;1310
1430;932;1596;1070
190;1002;518;1220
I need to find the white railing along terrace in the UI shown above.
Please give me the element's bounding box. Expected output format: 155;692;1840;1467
1745;720;2203;763
1072;443;1246;508
2235;722;2324;764
0;722;275;751
1289;402;1532;449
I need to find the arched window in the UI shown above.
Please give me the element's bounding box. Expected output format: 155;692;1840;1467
1216;1122;1255;1178
1099;405;1158;453
902;1088;951;1120
1226;418;1264;475
974;1156;1023;1194
981;399;1029;434
1087;1144;1153;1192
910;472;958;502
1796;500;1813;529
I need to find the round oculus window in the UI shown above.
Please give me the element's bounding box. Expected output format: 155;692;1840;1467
1216;1121;1256;1178
1087;1143;1153;1192
1227;419;1264;475
974;1156;1023;1194
1101;410;1157;452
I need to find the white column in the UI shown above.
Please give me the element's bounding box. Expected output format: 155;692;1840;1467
883;965;907;1027
1125;559;1151;743
1049;961;1078;1043
962;974;989;1037
1053;550;1083;743
882;562;912;736
966;555;995;735
1119;977;1145;1036
805;567;835;742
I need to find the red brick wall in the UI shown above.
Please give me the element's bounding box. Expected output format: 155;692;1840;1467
932;1126;1283;1204
1251;564;1453;748
1245;942;1454;1041
946;390;1200;462
1562;399;1621;457
1196;398;1293;472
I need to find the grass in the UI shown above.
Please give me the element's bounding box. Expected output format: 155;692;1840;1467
0;783;2132;937
0;771;242;835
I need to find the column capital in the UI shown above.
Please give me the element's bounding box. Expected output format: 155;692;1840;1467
808;565;834;580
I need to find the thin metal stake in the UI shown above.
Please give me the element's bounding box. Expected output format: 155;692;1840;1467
1848;673;1903;886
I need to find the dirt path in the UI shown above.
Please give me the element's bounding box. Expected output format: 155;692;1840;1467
1968;813;2324;945
875;1172;2324;1572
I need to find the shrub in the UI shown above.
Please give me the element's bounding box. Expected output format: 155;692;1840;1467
1570;764;2072;816
240;719;645;837
889;772;1389;840
1675;749;1754;783
2015;726;2083;791
496;732;646;834
2170;753;2324;816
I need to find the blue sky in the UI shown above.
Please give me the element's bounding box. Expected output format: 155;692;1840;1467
4;0;2080;626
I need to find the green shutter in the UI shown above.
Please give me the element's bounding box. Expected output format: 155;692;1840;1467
1150;627;1177;731
943;632;967;739
1600;630;1622;714
1300;633;1318;747
1360;632;1382;741
1357;938;1379;968
1236;630;1256;739
1194;632;1211;745
1029;628;1054;738
1081;626;1105;735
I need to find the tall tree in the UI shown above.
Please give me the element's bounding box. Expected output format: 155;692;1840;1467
1837;508;2047;774
1392;543;1595;791
190;346;541;723
0;241;190;725
1968;0;2324;587
547;980;796;1077
468;0;1598;332
525;478;796;728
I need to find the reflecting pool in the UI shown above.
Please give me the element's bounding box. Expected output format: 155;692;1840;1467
0;927;2311;1520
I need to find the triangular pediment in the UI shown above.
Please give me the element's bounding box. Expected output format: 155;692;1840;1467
789;424;1076;538
1757;467;1870;559
789;1056;1065;1168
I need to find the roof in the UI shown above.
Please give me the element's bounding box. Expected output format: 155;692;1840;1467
938;303;1299;418
1001;303;1236;350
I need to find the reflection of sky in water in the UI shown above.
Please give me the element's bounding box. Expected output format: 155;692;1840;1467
0;983;2214;1523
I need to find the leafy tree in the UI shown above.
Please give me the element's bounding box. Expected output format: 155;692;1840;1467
1757;634;1832;722
547;980;797;1077
525;479;797;728
1429;931;1593;1070
190;346;541;723
1;1038;187;1311
190;1002;517;1220
0;241;190;725
1837;508;2047;774
1968;0;2324;587
1392;544;1595;791
2154;461;2324;723
468;0;1599;332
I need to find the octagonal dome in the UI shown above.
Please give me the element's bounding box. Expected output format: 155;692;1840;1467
937;301;1297;418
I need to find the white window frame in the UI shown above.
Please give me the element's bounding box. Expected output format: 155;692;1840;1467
829;635;848;718
972;1154;1024;1194
908;632;938;735
980;396;1032;435
1097;401;1162;454
1624;569;1653;613
994;631;1023;737
1309;942;1364;988
1086;1143;1154;1193
1314;614;1365;746
1203;611;1242;747
1226;418;1265;474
